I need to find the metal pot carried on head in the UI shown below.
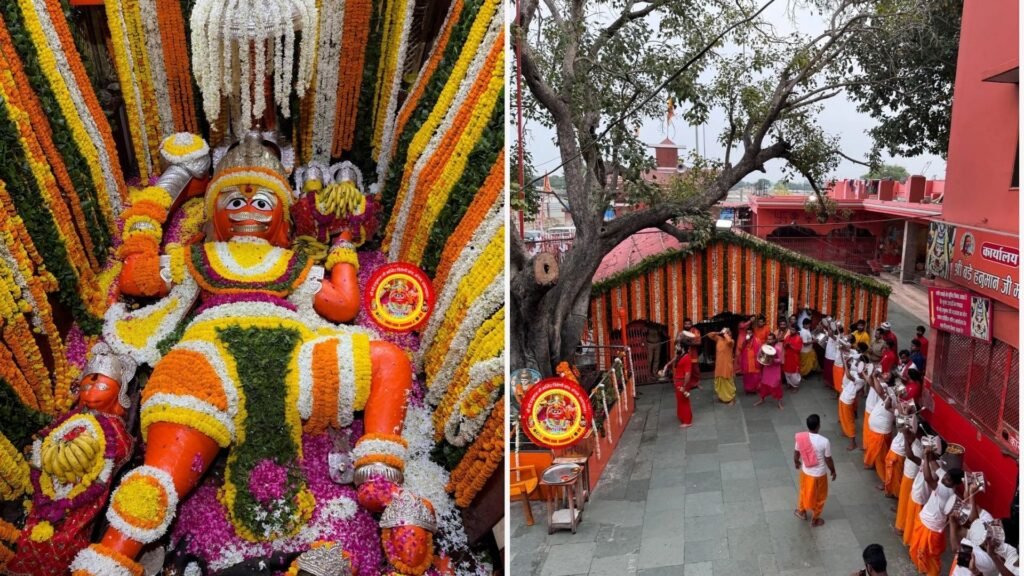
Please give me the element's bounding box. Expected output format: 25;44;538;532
812;328;829;348
896;413;917;432
921;435;942;454
757;344;777;366
986;520;1006;547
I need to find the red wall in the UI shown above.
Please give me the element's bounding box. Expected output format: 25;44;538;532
921;0;1019;516
941;0;1019;235
924;389;1018;515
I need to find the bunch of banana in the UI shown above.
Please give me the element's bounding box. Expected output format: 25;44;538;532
40;432;100;485
315;182;365;218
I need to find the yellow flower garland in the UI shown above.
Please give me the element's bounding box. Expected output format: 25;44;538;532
381;0;499;248
432;309;503;438
16;0;117;229
424;228;503;376
0;433;29;500
324;246;359;271
401;34;505;262
105;0;151;179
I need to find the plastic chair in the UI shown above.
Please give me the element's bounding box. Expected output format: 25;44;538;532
509;464;539;526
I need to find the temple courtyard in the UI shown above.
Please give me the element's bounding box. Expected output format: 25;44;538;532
510;305;951;576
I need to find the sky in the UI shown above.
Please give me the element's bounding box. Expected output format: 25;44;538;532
520;1;949;183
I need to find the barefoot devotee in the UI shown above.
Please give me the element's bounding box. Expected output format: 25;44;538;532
863;371;895;481
783;326;804;391
793;414;836;527
661;341;693;428
754;333;784;410
799;318;818;376
894;426;924;536
706;329;737;405
909;450;965;575
736;324;763;394
838;344;868;451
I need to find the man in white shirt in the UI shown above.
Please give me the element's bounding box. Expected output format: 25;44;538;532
823;319;840;393
894;426;925;535
838;347;868;451
793;414;837;527
799;318;817;376
910;449;965;576
863;372;895;482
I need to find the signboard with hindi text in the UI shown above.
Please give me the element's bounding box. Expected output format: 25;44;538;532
925;222;1019;308
928;287;994;342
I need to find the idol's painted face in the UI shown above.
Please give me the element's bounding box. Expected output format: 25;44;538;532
79;373;125;417
212;185;289;246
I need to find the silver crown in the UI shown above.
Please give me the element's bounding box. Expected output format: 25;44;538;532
85;342;137;408
214;131;286;178
379;490;436;533
295;545;352;576
329;161;363;192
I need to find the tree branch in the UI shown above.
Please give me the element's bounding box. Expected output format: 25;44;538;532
589;0;671;61
837;149;871;167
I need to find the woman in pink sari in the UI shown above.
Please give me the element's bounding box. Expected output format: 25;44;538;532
754;333;785;409
736;325;762;394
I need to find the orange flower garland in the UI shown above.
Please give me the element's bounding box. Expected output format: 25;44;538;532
389;0;464;150
428;150;502;291
40;0;127;203
303;339;341;434
331;0;373;155
446;400;503;507
0;20;99;268
395;32;504;262
154;0;197;133
0;519;19;543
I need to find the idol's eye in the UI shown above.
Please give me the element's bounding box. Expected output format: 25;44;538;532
96;383;109;391
227;197;247;209
251;197;272;210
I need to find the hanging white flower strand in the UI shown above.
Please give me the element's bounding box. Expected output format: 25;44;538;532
190;0;318;131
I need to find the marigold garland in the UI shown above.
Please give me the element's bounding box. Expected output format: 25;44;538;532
397;33;504;264
105;0;152;179
380;0;499;249
331;0;373;155
0;519;20;543
446;400;502;507
0;433;30;500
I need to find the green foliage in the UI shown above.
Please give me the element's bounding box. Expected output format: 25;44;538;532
431;439;469;471
219;326;307;538
0;378;52;449
591;231;891;296
860;163;910;181
378;0;485;229
509;139;540;218
421;95;504;276
1;0;111;264
847;0;962;158
0;81;102;334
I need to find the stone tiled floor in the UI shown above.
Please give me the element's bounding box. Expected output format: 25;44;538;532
510;371;951;576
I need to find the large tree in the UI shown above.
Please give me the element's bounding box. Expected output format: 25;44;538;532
846;0;961;158
511;0;938;374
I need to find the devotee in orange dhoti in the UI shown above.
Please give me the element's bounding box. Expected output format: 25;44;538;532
793;414;836;527
706;329;736;405
736;324;762;394
862;371;895;481
838;343;868;451
909;449;965;576
894;426;924;535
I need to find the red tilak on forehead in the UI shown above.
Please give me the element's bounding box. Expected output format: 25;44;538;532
244;184;254;194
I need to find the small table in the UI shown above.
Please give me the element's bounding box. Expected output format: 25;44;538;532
540;463;583;534
551;455;590;511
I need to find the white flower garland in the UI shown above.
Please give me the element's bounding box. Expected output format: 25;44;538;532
70;545;139;576
376;0;461;183
0;241;42;331
30;0;124;214
109;0;153;177
425;275;504;405
443;357;502;446
352;437;408;463
335;335;357;426
191;0;316;130
137;0;174;138
295;337;320;420
106;465;180;544
386;14;502;260
142;392;236;442
372;0;415;164
103;274;200;366
401;402;466;554
310;0;345;163
415;203;503;371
